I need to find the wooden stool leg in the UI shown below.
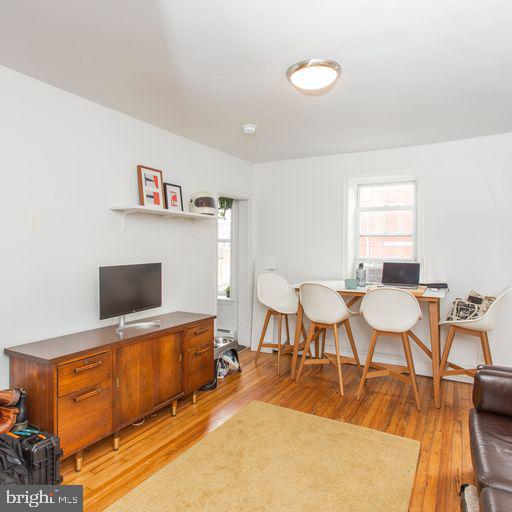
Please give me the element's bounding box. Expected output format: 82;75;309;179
277;313;283;376
439;325;456;375
321;329;326;358
401;332;421;411
480;332;493;365
356;330;378;400
113;432;120;451
255;309;272;363
291;307;305;381
344;320;362;372
301;322;307;341
296;323;315;382
285;315;290;344
333;324;344;395
314;329;320;359
171;399;178;415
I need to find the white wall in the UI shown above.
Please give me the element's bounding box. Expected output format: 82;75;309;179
253;133;512;377
0;66;253;387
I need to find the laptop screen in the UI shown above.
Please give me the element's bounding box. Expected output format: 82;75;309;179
381;262;420;286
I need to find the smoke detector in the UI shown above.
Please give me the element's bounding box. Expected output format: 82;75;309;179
241;124;257;135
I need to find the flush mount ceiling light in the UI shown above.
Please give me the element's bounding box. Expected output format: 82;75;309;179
241;123;257;135
286;58;341;96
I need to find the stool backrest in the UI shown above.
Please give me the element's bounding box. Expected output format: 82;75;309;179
299;282;351;325
257;273;295;311
360;287;422;333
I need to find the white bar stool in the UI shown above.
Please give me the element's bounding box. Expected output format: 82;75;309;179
295;282;362;395
439;285;512;381
356;287;422;410
255;273;306;375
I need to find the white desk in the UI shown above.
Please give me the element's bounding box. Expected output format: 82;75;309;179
291;280;448;408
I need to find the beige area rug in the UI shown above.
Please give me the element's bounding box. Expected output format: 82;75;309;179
108;401;420;512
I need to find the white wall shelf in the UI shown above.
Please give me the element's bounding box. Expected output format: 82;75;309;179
110;205;218;232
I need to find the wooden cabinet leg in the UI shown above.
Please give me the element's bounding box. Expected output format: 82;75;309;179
171;399;178;416
75;451;83;472
113;432;120;451
192;391;197;404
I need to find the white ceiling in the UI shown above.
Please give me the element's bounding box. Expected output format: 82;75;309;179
2;0;512;162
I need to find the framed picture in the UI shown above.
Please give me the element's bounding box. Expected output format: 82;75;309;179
137;165;164;208
164;183;184;212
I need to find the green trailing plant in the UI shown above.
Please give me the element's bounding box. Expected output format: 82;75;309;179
218;196;233;218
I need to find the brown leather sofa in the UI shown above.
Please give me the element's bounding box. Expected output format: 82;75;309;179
470;365;512;511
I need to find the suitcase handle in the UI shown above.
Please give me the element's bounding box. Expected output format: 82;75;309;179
193;327;209;336
75;361;102;373
74;388;101;402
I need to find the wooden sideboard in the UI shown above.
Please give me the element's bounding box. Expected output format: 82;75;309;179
4;311;215;471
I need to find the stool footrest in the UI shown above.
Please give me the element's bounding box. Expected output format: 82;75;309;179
304;358;330;365
442;368;476;377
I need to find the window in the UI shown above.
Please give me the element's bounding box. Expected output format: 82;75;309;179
356;181;416;262
345;177;419;275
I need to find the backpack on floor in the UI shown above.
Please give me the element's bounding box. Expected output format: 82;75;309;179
0;433;31;485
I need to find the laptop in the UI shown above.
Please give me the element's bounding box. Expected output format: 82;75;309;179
381;262;420;289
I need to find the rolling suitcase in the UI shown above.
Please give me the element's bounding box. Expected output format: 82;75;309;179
19;431;63;485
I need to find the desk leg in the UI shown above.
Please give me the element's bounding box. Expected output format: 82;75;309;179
291;303;304;380
429;300;441;408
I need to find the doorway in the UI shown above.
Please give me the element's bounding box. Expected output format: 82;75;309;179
216;196;252;346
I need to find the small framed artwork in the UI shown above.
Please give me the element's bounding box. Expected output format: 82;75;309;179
137;165;164;208
164;183;184;212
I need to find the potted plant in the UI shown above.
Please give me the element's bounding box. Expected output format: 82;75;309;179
218;197;233;218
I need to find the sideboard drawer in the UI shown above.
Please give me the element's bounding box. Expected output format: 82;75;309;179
58;380;112;456
185;343;214;392
185;322;213;350
58;352;111;397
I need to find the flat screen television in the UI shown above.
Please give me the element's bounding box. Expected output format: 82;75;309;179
99;263;162;320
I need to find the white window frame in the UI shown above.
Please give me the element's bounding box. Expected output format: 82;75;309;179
343;174;422;276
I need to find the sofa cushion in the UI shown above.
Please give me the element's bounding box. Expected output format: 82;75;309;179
470;409;512;492
480;486;512;512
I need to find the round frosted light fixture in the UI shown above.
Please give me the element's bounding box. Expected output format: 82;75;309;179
287;58;341;95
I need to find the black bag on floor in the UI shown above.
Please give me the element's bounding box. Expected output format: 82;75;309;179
20;432;63;485
0;433;31;485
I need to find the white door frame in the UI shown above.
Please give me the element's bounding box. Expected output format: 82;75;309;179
216;191;253;347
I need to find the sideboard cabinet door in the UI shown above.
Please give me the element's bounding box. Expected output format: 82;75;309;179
152;334;183;407
114;341;153;428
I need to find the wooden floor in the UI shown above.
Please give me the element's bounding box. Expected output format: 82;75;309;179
62;349;474;511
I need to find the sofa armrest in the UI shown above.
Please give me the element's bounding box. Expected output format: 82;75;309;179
473;366;512;417
478;364;512;374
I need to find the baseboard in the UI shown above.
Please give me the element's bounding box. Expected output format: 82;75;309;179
249;343;474;384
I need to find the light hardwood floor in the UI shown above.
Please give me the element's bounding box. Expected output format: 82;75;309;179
62;349;474;511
